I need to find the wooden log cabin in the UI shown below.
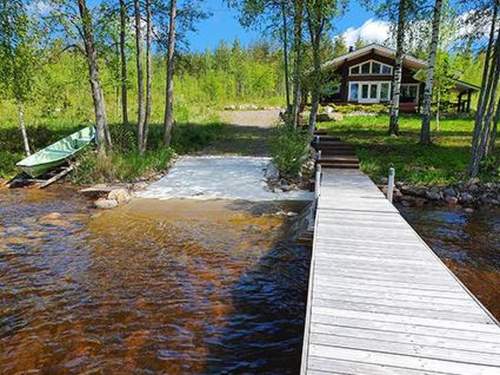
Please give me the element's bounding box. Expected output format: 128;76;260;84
317;44;480;113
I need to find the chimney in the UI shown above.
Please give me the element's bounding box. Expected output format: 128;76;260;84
348;46;354;52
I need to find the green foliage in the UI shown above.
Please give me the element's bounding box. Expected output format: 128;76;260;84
318;114;500;185
270;125;311;177
328;103;389;114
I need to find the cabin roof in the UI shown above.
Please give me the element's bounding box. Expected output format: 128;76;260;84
322;43;427;71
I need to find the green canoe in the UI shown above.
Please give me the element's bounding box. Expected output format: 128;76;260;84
17;126;95;178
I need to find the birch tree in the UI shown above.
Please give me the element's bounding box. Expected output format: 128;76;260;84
77;0;112;152
291;0;304;128
143;0;153;152
0;0;36;156
468;0;499;177
163;0;177;146
305;0;344;135
420;0;443;144
119;0;129;125
134;0;146;151
388;0;408;136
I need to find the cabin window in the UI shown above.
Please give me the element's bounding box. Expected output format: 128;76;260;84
401;84;418;102
380;82;390;100
349;83;359;100
382;65;392;74
349;60;393;76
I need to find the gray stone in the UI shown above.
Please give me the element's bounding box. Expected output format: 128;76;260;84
426;189;442;201
443;187;457;197
108;188;131;205
94;198;118;209
464;207;474;213
459;192;474;204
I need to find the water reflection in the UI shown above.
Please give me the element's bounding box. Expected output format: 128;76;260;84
0;189;309;374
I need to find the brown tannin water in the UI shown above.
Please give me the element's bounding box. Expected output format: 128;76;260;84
399;205;500;319
0;188;310;374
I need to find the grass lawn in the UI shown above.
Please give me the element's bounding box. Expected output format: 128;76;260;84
318;114;500;185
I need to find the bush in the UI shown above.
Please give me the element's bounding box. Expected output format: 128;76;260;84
330;103;389;114
270;126;312;177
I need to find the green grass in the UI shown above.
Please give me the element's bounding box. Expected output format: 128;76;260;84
318;114;500;185
0;117;225;183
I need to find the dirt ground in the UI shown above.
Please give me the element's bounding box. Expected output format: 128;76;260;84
200;109;282;156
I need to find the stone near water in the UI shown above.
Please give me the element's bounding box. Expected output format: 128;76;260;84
108;189;131;205
445;195;458;205
94;198;118;209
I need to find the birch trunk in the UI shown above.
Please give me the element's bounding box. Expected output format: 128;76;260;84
77;0;109;153
306;2;323;135
134;0;145;150
17;102;31;156
291;0;303;128
281;0;290;111
143;0;153;153
487;97;499;155
163;0;177;146
469;1;498;177
469;11;499;177
389;0;407;136
420;0;443;145
119;0;128;125
308;36;321;134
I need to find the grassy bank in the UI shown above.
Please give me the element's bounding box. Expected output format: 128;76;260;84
318;114;499;185
0;117;224;183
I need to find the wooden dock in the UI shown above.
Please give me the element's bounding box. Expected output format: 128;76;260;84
301;168;500;375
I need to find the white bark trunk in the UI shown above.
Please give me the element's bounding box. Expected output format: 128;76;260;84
17;102;31;156
163;0;177;146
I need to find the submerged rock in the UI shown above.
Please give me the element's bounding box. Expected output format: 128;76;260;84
108;188;131;205
94;198;118;209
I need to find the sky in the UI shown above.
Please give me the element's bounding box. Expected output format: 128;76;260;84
188;0;389;51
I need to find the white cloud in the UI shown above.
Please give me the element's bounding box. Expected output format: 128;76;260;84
341;19;391;47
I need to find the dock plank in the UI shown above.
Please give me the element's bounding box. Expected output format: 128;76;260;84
301;169;500;374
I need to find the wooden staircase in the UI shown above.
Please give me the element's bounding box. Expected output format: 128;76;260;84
312;132;359;170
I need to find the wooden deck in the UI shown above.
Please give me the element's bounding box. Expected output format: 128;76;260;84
301;169;500;375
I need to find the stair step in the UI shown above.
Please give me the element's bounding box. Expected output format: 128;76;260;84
320;163;360;169
319;156;359;162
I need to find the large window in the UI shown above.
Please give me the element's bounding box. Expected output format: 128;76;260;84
349;81;391;103
349;60;393;76
349;82;359;100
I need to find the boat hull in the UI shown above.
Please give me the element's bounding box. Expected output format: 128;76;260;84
16;127;95;178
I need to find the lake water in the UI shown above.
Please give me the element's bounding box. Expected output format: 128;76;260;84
1;187;498;374
0;188;310;374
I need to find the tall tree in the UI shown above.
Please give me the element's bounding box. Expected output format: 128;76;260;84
388;0;408;136
420;0;444;144
280;0;291;109
305;0;344;134
119;0;129;125
469;0;499;177
163;0;177;146
77;0;112;152
0;0;36;156
291;0;304;128
134;0;146;150
143;0;153;152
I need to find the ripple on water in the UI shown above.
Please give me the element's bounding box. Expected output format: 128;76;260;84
1;189;310;374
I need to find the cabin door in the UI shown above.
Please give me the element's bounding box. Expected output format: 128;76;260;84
359;83;379;103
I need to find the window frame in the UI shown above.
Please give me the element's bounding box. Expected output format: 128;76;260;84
348;81;392;103
349;59;393;76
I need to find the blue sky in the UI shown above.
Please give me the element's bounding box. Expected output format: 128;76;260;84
188;0;381;51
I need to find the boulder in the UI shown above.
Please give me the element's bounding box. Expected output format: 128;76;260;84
443;187;457;197
459;192;474;204
108;188;131;205
445;196;458;205
94;198;118;209
425;188;442;201
38;212;67;226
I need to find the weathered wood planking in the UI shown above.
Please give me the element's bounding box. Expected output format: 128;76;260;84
301;169;500;375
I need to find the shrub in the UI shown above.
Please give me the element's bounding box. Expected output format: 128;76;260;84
270;125;312;177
